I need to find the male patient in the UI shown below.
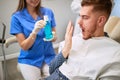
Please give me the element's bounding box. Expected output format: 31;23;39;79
45;0;120;80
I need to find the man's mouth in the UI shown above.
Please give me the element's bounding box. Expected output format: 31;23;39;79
82;29;85;32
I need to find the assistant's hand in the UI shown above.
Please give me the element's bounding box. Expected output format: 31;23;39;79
52;31;57;42
62;21;74;58
32;20;46;34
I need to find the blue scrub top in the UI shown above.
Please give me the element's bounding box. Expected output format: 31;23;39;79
10;7;56;68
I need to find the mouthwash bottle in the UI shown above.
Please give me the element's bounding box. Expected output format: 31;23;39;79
43;15;53;41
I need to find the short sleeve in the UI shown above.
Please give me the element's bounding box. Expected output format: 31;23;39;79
10;14;23;35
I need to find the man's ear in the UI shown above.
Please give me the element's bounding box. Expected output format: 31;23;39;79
97;16;107;26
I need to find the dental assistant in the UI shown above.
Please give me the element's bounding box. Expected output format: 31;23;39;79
10;0;57;80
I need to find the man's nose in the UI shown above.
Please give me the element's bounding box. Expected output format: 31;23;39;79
78;17;82;27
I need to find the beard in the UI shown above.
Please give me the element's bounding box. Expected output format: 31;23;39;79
82;26;97;40
82;30;92;40
80;21;98;40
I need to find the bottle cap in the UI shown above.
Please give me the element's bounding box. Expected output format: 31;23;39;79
44;15;49;21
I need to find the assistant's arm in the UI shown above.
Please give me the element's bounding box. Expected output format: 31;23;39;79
51;27;57;42
16;20;45;50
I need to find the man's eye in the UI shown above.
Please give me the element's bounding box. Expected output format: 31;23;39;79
83;16;88;19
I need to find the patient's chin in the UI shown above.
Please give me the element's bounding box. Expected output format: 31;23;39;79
83;36;87;40
82;35;90;40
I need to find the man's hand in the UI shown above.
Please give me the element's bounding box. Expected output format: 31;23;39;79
62;21;74;58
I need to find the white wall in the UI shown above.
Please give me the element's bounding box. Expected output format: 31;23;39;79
0;0;20;56
0;0;76;55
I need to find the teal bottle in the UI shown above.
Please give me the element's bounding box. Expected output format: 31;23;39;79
44;15;53;41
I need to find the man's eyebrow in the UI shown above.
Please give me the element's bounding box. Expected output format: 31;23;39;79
80;15;87;17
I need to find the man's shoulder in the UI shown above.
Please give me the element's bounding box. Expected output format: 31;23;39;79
102;37;120;46
89;37;120;52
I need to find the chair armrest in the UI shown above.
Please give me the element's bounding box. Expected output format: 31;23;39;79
4;36;17;48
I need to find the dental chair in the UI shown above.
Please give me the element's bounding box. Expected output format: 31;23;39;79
104;16;120;43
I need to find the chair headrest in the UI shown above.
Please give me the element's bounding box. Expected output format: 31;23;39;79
104;16;120;43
